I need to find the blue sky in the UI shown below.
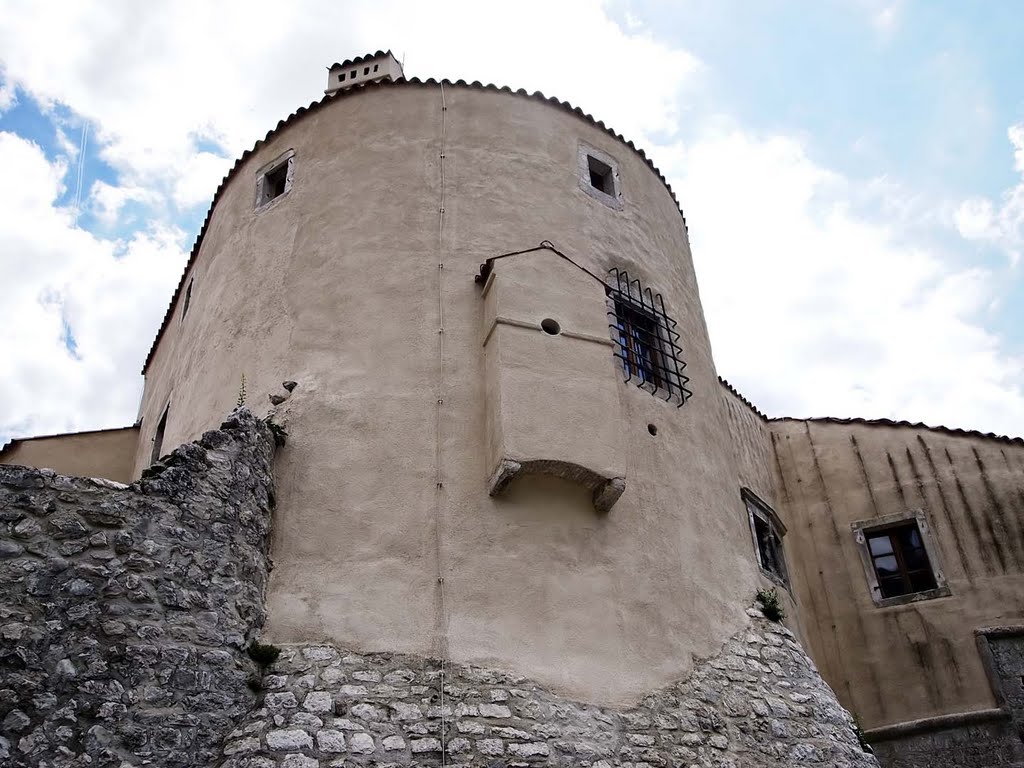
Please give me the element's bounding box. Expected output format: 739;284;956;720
1;0;1022;444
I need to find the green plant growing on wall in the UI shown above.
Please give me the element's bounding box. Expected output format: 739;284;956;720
236;374;247;408
851;715;873;754
755;587;785;623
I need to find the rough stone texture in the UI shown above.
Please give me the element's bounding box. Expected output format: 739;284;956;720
869;716;1024;768
0;409;277;767
218;609;878;767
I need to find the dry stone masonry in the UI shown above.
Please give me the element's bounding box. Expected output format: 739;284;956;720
0;408;878;767
219;612;878;768
0;410;277;767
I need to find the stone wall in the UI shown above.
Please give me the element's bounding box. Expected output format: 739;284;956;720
217;610;878;768
0;409;277;767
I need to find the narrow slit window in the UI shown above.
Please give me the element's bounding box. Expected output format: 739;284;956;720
181;278;193;321
373;64;379;72
150;405;169;465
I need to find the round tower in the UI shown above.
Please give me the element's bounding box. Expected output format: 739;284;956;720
135;73;772;705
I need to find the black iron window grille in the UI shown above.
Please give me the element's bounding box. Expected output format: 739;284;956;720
607;268;691;406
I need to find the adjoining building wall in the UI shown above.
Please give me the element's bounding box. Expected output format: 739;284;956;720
134;81;765;705
0;426;138;484
719;383;807;642
771;418;1024;761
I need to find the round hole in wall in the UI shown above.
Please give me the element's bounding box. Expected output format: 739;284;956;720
648;424;658;436
541;318;561;335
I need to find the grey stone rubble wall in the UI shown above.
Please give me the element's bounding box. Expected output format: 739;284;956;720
219;609;879;768
0;409;277;768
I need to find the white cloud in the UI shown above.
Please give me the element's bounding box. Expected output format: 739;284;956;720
955;122;1024;266
0;0;1021;443
0;132;186;440
663;129;1024;436
0;0;698;217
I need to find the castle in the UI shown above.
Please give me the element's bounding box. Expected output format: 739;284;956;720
1;51;1022;767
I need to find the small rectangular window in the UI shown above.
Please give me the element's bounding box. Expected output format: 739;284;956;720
351;71;357;79
744;490;789;588
255;152;294;210
364;67;370;75
866;523;937;598
852;511;949;606
181;278;193;321
613;300;663;389
588;155;614;195
339;72;345;82
373;64;379;72
151;405;169;465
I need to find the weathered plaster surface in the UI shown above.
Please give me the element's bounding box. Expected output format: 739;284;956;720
134;83;762;704
0;427;139;485
0;410;276;767
771;418;1024;737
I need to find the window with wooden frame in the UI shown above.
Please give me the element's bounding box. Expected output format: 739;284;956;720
743;489;789;588
852;510;949;607
865;522;937;598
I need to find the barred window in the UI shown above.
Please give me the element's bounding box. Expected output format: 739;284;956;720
606;268;691;406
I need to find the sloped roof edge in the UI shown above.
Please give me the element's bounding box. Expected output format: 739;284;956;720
718;377;768;420
769;415;1024;447
0;425;138;458
141;76;691;374
328;50;393;70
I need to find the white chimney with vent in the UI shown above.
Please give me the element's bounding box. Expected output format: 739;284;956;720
325;50;404;94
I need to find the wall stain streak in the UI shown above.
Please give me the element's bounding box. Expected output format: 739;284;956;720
850;434;882;518
945;446;1007;574
803;423;886;721
772;431;849;706
938;635;965;701
894;609;943;709
972;446;1024;570
886;451;909;509
914;437;974;580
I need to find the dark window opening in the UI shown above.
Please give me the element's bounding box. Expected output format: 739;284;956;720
364;67;370;75
867;522;937;598
613;300;663;389
351;70;357;79
182;278;193;320
259;162;289;206
745;491;789;586
150;405;169;465
587;155;614;194
338;72;345;82
373;64;379;72
606;268;691;405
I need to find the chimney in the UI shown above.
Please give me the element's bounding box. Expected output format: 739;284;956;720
326;50;404;95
